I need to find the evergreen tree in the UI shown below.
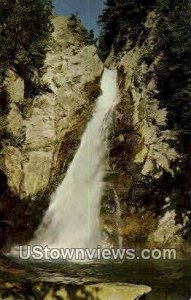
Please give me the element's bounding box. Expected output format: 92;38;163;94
156;0;191;131
98;0;154;60
85;29;97;45
0;0;53;96
99;0;190;136
98;0;191;233
68;13;78;31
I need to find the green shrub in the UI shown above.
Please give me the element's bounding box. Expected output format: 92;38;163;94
0;0;53;97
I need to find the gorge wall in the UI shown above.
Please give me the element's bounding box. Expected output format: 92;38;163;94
0;10;190;256
0;16;103;246
0;4;190;300
101;10;190;255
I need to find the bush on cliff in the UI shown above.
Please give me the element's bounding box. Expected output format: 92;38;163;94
98;0;183;60
0;0;53;97
156;1;191;132
98;0;191;148
98;0;158;60
98;0;191;239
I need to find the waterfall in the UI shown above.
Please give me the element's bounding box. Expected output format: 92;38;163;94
33;68;119;249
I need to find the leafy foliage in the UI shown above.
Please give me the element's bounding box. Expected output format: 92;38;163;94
98;0;156;59
156;2;191;232
156;1;191;131
98;0;182;60
69;14;97;46
99;0;191;237
0;0;53;96
85;29;97;46
99;0;191;144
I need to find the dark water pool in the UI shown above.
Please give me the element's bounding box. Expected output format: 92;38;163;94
0;255;190;299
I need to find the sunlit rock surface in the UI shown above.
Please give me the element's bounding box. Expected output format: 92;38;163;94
0;282;151;300
1;16;103;198
56;284;151;300
102;11;187;253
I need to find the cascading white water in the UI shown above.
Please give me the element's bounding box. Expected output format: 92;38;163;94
33;68;119;249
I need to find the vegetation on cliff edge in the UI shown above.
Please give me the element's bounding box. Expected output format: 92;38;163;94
99;0;191;241
0;0;53;98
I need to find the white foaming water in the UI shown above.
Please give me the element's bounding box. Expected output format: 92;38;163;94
32;68;119;249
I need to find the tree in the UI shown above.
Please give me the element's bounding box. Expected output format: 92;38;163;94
98;0;154;60
156;1;191;131
68;13;78;30
85;29;97;45
0;0;53;96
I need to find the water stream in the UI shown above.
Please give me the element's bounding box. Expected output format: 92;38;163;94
6;68;191;300
33;68;119;249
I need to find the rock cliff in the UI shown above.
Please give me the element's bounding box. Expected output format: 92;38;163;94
0;16;103;246
0;12;189;255
102;11;190;255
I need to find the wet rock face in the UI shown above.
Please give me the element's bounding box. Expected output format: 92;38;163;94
0;16;103;200
103;11;190;253
0;16;103;246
